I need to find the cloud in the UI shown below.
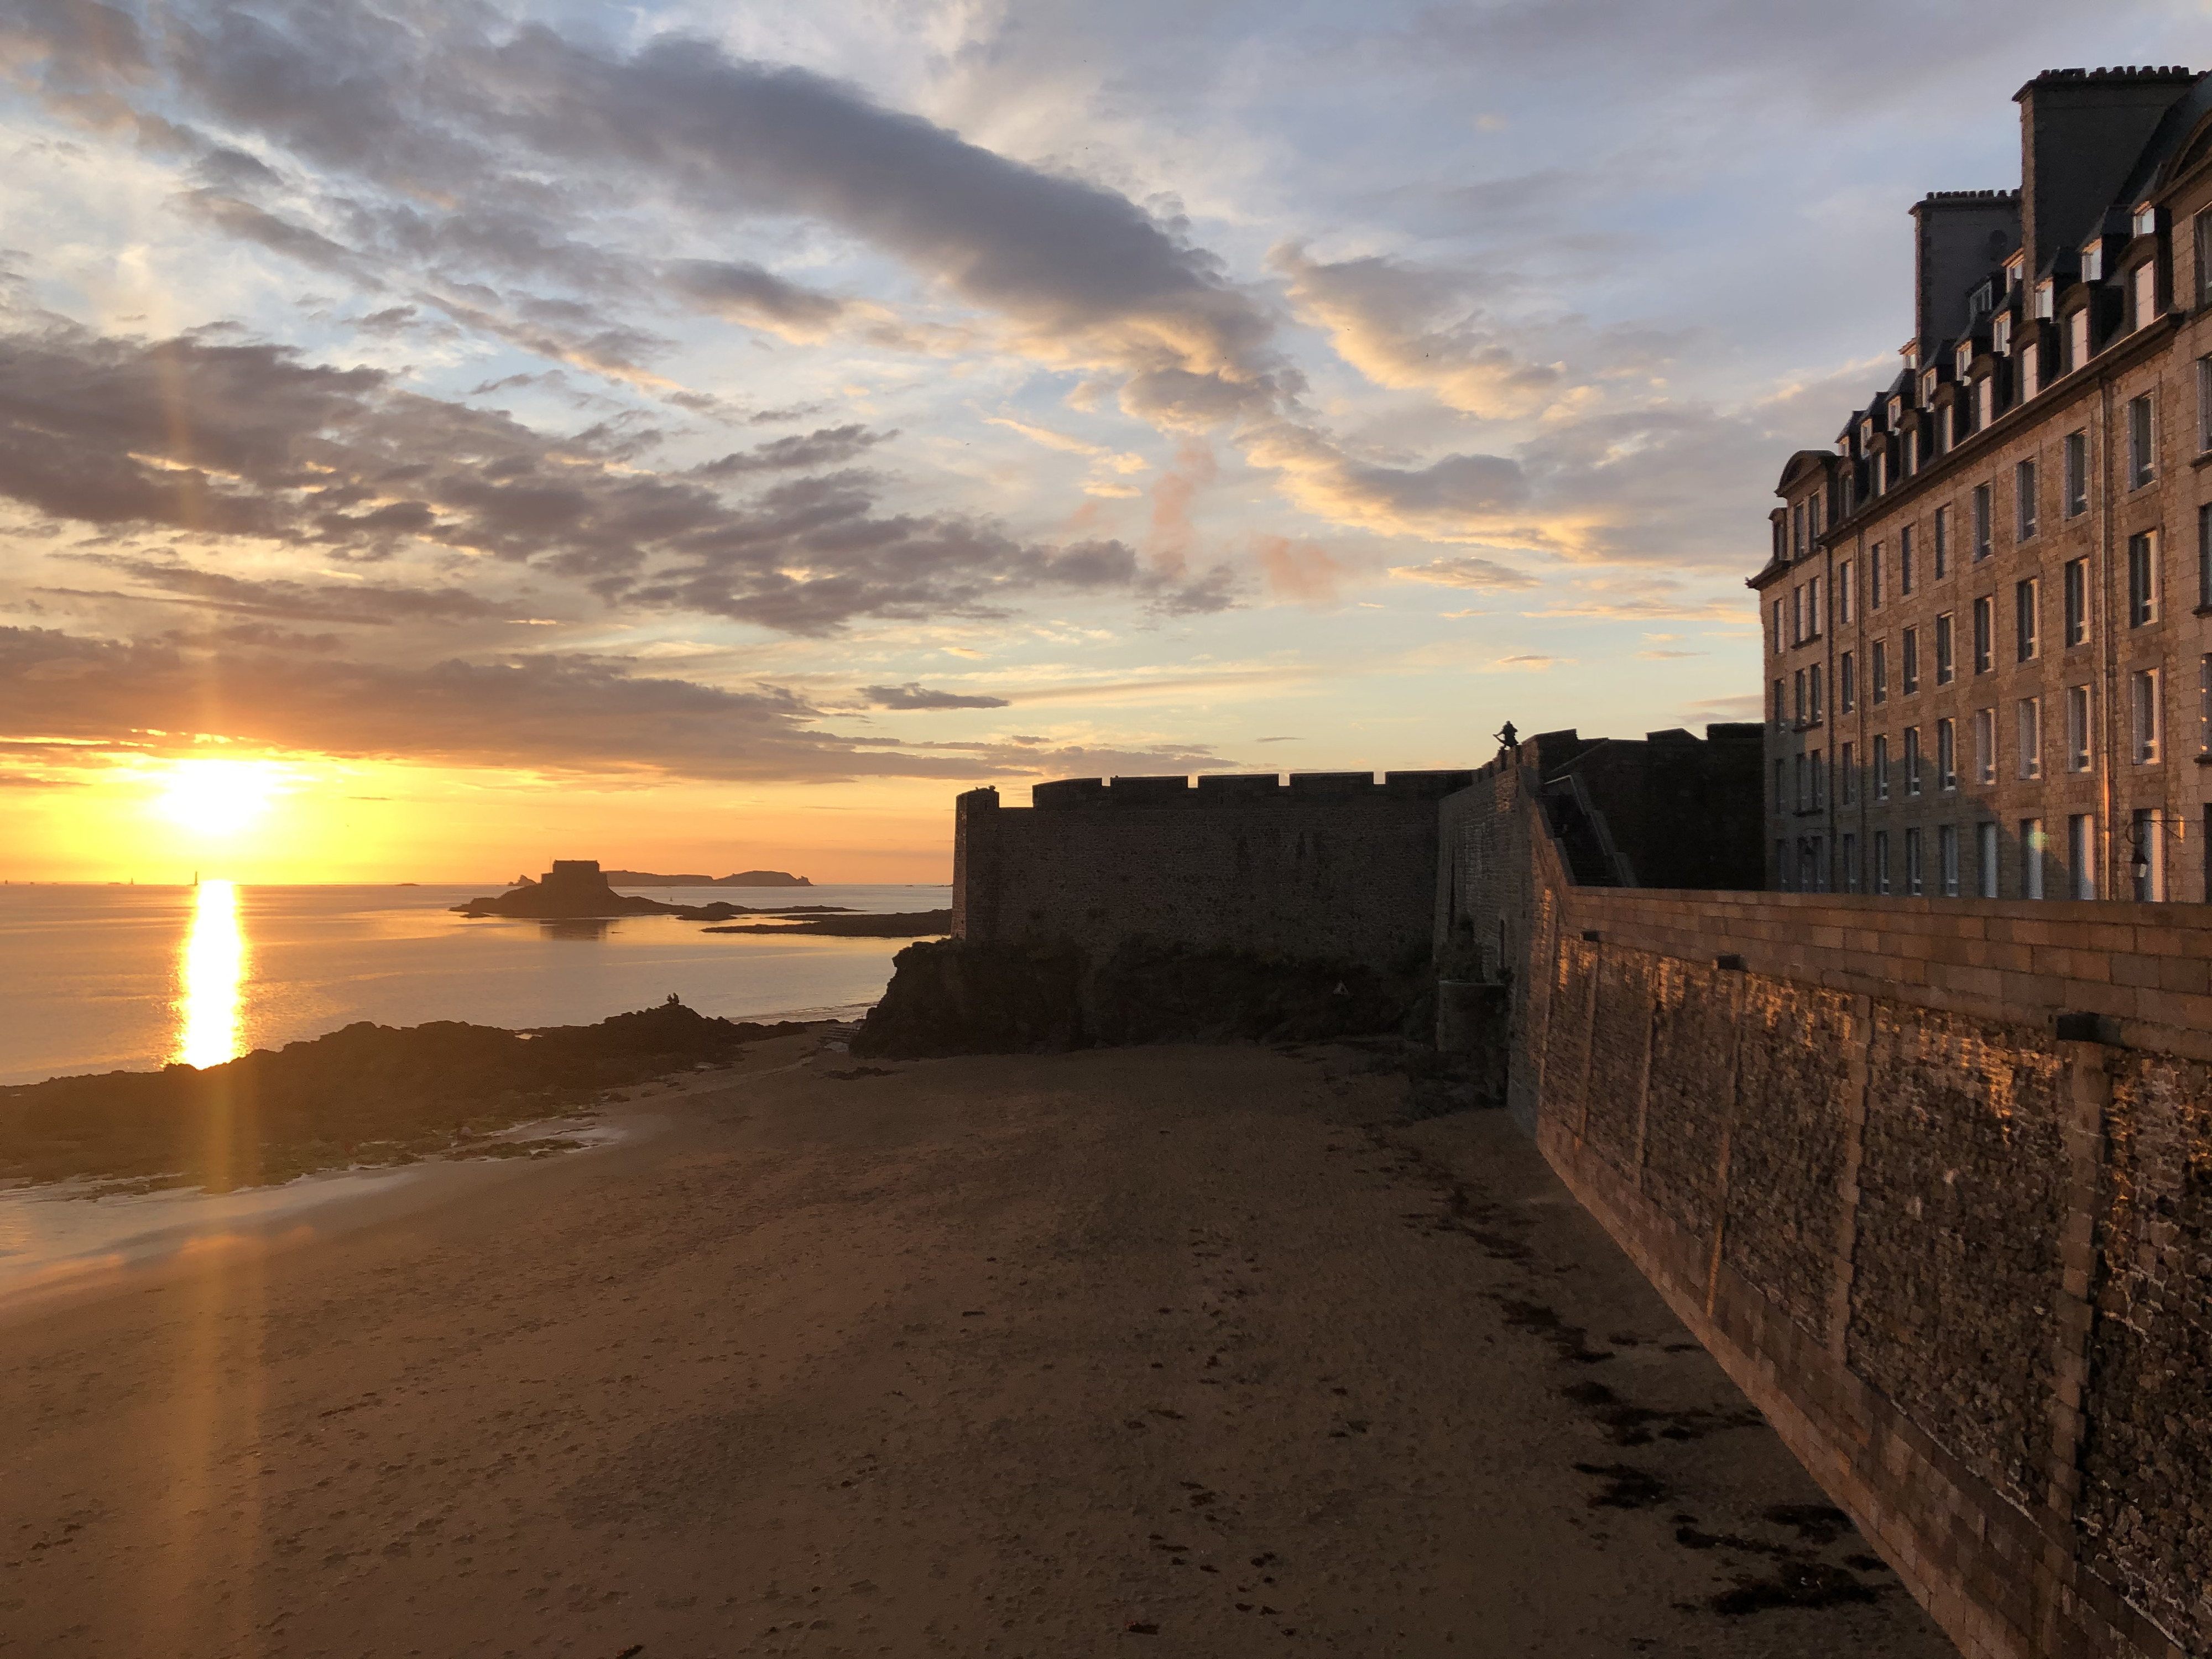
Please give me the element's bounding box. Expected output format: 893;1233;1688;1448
860;682;1010;711
1272;243;1577;420
1390;555;1540;592
0;625;1023;783
1254;535;1347;608
0;310;1152;635
1636;648;1705;659
662;258;847;341
1483;654;1563;672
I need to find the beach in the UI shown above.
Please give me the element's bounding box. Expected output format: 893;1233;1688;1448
0;1036;1955;1658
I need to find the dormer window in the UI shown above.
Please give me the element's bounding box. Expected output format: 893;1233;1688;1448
2135;204;2157;237
1955;341;1974;379
2004;251;2025;293
2083;243;2104;283
2035;278;2055;320
1921;367;1939;403
1860;418;1874;448
1994;314;2013;353
1887;397;1902;427
1969;280;1995;318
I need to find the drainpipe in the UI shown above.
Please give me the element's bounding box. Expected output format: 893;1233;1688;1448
2100;374;2117;900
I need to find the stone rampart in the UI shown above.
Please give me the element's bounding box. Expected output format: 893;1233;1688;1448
1469;765;2210;1659
954;771;1473;971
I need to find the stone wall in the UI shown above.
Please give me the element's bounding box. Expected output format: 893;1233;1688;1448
1464;761;2210;1659
954;770;1472;971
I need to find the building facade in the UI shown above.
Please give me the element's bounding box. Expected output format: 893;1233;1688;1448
1757;66;2212;901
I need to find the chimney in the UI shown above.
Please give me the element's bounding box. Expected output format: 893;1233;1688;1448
1910;191;2020;357
2016;67;2199;277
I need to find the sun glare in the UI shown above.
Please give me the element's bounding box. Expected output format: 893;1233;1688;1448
174;879;246;1069
153;759;288;837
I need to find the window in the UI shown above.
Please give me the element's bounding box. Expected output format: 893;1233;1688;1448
1871;542;1885;609
1976;376;1995;429
1872;639;1888;704
1809;663;1824;724
1811;747;1826;808
1807;836;1827;894
1794;752;1807;811
1777;838;1790;887
2016;577;2039;660
1773;679;1786;729
2129;393;2155;488
2136;202;2158;238
1840;741;1855;804
2202;654;2211;756
1905;726;1923;795
1842;832;1859;893
1939;403;1956;453
2018;697;2043;779
1905;826;1925;896
2016;460;2037;539
1971;483;1992;560
1792;500;1806;560
2065;558;2090;646
2197;211;2212;306
2068;306;2091;372
2020;818;2045;900
2021;336;2041;402
1807;575;1822;637
1791;585;1803;645
2067;685;2093;771
2200;503;2212;608
2132;668;2161;763
2085;241;2105;282
2132;260;2158;332
1938;717;1957;791
1900;525;1915;594
1840;651;1855;714
1993;314;2012;353
1903;627;1920;693
1933;506;1949;578
1973;596;1993;674
1974;707;1996;785
2037;278;2057;321
1793;668;1806;724
1874;733;1890;799
2199;356;2212;453
1935;612;1955;684
1939;824;1960;898
2065;430;2088;516
1875;829;1891;894
2069;812;2096;900
2128;531;2159;627
1838;560;1853;624
2132;807;2165;901
1775;759;1786;811
1976;822;1999;898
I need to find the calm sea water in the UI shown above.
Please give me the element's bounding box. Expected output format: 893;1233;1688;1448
0;883;946;1086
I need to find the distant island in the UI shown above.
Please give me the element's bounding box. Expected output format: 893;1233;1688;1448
603;869;812;887
703;910;950;938
454;860;844;921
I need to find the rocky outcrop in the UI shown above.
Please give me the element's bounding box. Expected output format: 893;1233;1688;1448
851;935;1428;1058
702;910;950;938
602;869;813;886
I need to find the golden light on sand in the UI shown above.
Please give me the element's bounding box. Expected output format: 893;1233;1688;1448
153;758;287;837
174;880;246;1069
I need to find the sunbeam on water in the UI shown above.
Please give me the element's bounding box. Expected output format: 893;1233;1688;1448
174;880;246;1069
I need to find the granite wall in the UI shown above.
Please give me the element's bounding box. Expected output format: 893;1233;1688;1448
1463;761;2211;1659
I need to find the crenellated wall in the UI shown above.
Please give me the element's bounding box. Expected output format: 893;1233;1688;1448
954;770;1473;971
1457;762;2211;1659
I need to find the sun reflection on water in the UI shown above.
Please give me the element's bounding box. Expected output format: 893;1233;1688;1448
174;880;246;1068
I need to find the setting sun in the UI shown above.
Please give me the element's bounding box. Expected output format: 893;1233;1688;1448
151;759;290;838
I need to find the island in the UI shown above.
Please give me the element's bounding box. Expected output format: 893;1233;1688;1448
601;869;812;887
702;909;951;938
452;860;848;921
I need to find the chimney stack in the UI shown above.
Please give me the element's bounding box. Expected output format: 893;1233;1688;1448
2016;67;2199;277
1910;191;2020;359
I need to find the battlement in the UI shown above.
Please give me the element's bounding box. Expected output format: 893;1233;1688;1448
1000;770;1478;810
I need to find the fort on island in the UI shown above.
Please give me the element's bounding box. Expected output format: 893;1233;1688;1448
861;66;2212;1659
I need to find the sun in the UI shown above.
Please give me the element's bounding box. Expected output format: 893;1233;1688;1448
152;758;289;837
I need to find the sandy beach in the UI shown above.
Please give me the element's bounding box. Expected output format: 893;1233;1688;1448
0;1036;1956;1658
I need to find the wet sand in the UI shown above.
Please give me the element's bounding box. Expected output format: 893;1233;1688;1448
0;1037;1958;1658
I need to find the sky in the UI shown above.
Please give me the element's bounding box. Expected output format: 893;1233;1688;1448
2;0;2207;883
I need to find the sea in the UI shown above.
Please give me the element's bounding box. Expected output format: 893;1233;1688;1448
0;881;943;1087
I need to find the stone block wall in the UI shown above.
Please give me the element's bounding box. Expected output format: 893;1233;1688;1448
955;770;1472;972
1461;760;2209;1659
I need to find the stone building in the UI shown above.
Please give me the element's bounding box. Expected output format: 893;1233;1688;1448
1759;66;2212;901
